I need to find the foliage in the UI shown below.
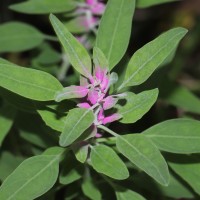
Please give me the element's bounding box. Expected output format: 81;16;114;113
0;0;199;199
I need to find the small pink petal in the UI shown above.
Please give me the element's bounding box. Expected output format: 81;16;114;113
103;114;122;125
88;89;99;104
91;3;105;15
86;0;97;5
98;108;104;121
82;16;97;29
95;133;102;138
95;66;104;82
100;75;109;91
77;102;91;109
103;96;118;110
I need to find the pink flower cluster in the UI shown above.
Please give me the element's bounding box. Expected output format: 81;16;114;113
77;67;122;126
56;66;124;137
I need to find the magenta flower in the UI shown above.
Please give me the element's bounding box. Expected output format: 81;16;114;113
56;65;125;138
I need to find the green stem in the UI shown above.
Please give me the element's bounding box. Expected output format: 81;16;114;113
98;125;119;137
44;34;59;42
96;137;116;143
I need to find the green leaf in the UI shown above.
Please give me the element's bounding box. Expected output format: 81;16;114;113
115;188;146;200
36;102;69;132
37;107;65;132
136;0;180;8
72;142;89;163
116;134;169;186
119;28;187;90
168;154;200;195
0;103;16;146
93;47;109;70
158;173;194;199
96;0;135;69
0;58;63;101
116;89;158;123
0;87;36;113
164;84;200;114
0;152;24;181
82;177;101;200
143;119;200;154
50;14;92;78
16;112;58;149
0;149;63;200
59;155;83;185
90;144;129;180
9;0;76;14
0;22;44;52
65;16;90;34
32;43;61;65
59;108;94;147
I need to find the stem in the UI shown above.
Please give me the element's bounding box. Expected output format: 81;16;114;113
98;125;119;137
57;54;70;81
96;136;116;143
44;34;59;42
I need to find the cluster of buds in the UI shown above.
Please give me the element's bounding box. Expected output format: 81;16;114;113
56;66;126;138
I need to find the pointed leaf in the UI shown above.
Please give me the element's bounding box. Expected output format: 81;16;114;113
9;0;76;14
0;149;63;200
50;14;92;78
0;22;44;52
0;58;63;101
143;119;200;154
96;0;135;69
119;28;187;90
116;134;169;186
59;108;94;147
116;89;158;123
90;144;129;180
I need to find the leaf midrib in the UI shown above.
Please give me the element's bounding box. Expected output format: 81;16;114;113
6;155;59;200
51;16;90;78
147;135;200;139
118;136;167;184
106;0;124;62
120;30;185;89
92;146;126;177
0;65;56;93
61;109;92;146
